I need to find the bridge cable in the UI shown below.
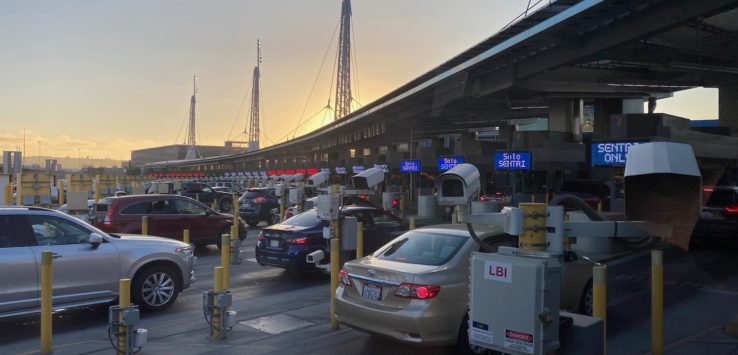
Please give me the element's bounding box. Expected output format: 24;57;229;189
226;84;252;142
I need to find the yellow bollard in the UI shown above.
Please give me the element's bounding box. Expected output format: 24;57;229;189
141;216;149;235
40;251;53;355
117;279;131;355
652;250;664;355
4;183;11;205
356;222;364;258
212;200;217;211
451;206;458;224
211;267;223;339
183;229;190;245
531;194;535;203
518;203;547;251
409;217;416;230
221;234;231;290
330;237;340;330
58;180;65;206
598;200;603;212
593;266;607;355
545;192;549;205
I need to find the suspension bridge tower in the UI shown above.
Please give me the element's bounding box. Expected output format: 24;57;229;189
247;40;262;152
334;0;353;120
185;75;199;160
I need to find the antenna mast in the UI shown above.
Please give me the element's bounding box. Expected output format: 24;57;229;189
334;0;352;120
247;39;262;151
185;75;199;160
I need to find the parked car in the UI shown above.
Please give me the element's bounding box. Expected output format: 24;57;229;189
693;186;738;238
89;194;246;250
256;206;408;274
335;224;595;353
179;182;235;212
238;188;280;227
0;206;196;317
213;186;244;195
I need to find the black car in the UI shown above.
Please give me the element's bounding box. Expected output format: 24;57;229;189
255;206;407;273
180;182;235;212
693;186;738;238
239;188;279;227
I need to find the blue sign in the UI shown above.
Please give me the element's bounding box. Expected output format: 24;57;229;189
437;157;465;172
352;165;366;174
494;152;532;171
373;163;389;173
399;160;421;173
591;141;645;166
335;166;347;175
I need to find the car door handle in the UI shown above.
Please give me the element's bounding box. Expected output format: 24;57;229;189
52;253;62;259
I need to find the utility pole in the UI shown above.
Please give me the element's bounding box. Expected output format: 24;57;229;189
185;76;199;160
334;0;352;120
247;40;262;152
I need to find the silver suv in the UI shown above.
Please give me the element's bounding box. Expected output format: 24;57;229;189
0;206;196;318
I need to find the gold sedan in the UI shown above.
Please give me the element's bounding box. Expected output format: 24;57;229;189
335;224;595;354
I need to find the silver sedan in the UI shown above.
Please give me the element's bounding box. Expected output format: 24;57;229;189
0;206;196;318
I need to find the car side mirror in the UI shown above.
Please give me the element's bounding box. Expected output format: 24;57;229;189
89;233;104;248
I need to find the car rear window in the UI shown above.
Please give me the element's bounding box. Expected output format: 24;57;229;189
282;210;320;227
375;231;467;266
706;190;737;206
120;201;146;215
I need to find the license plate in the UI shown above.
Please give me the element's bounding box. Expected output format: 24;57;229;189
269;239;280;248
362;283;382;301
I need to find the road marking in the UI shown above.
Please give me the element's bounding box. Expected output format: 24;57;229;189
239;314;314;334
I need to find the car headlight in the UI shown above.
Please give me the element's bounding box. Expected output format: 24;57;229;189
175;246;194;259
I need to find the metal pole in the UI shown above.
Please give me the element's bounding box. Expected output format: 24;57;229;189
593;265;607;355
356;221;363;258
117;278;131;355
230;225;240;265
409;217;416;230
451;206;459;224
40;251;52;355
211;267;223;339
4;182;11;205
95;175;101;202
183;229;190;245
58;180;64;206
652;250;664;355
221;233;231;290
330;184;340;330
141;216;148;236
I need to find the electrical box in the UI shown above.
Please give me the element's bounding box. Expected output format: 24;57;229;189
341;216;357;251
469;248;561;355
289;188;303;205
317;194;340;221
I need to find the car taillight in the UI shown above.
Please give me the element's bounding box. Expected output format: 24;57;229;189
339;270;352;286
253;197;267;204
724;205;738;215
358;194;367;200
103;210;113;226
480;195;489;201
394;283;441;299
286;234;320;245
257;232;264;241
391;198;399;206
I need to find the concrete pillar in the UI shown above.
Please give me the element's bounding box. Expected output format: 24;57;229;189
549;100;574;134
719;85;738;134
622;98;645;114
593;99;623;139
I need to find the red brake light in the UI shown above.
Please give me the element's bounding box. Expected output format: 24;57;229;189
724;205;738;215
103;210;113;226
287;237;308;245
253;197;267;203
358;194;367;199
391;198;399;206
394;283;441;299
704;187;714;192
257;232;264;241
338;270;352;286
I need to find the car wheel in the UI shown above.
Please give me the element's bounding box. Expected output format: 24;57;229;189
218;198;233;213
215;226;231;249
132;265;180;312
456;313;495;355
579;280;594;316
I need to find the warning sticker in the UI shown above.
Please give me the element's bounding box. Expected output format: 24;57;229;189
504;329;534;354
469;320;493;345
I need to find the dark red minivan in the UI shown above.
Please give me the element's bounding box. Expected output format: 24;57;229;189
90;194;246;249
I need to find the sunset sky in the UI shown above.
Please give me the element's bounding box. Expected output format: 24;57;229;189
0;0;718;162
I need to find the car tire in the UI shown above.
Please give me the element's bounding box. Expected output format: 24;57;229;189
218;198;233;213
579;280;594;316
456;313;497;355
215;226;231;249
132;265;181;312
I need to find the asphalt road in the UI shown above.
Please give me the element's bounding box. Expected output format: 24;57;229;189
0;227;736;354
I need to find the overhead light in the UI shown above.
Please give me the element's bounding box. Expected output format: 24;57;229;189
606;83;695;88
669;62;738;75
510;106;549;110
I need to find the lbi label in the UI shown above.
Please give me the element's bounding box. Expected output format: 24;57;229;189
484;261;512;283
494;152;531;171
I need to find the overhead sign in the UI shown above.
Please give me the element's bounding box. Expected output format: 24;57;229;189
591;141;645;166
437;157;465;172
320;168;331;174
494;152;532;171
352;165;366;174
399;160;421;173
373;163;389;173
335;166;347;175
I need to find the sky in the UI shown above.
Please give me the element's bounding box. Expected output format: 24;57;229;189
0;0;719;162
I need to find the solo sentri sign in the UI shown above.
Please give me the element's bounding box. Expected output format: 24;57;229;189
494;152;531;171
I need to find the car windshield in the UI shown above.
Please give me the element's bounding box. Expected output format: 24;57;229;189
281;210;320;227
374;230;467;266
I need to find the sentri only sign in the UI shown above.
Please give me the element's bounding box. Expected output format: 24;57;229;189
591;140;647;166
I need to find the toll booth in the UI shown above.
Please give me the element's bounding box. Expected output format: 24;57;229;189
68;174;94;212
16;173;53;207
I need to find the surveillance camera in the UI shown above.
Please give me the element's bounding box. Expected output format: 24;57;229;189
353;167;385;189
307;172;330;187
435;163;480;205
292;174;304;182
270;175;280;181
281;174;294;182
